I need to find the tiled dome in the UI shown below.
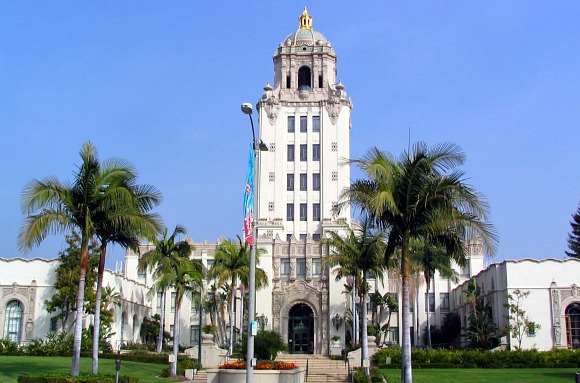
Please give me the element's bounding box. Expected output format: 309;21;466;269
283;7;329;47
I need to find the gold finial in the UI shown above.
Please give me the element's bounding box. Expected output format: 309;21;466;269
299;7;313;30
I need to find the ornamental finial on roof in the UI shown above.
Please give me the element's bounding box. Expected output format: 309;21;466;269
299;7;313;30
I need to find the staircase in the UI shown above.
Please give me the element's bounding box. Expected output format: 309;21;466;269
188;368;208;383
277;354;350;383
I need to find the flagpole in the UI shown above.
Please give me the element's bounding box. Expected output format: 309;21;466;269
241;102;267;383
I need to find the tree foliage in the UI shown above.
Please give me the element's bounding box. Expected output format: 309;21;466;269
566;203;580;258
503;289;540;350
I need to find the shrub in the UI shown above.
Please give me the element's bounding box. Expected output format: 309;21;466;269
0;338;19;354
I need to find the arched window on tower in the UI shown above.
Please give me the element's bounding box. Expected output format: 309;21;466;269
566;302;580;349
4;300;23;344
298;66;312;90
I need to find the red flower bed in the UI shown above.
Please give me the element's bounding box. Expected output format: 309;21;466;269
218;361;299;370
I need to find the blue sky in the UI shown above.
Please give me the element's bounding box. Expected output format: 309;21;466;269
1;2;578;270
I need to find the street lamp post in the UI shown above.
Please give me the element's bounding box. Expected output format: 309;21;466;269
241;102;267;383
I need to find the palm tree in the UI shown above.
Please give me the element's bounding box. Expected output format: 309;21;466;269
138;225;191;353
18;141;153;376
324;216;386;377
91;164;162;373
153;257;204;377
340;143;498;383
207;236;268;355
411;241;459;348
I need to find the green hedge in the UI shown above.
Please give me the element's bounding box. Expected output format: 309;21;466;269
17;373;138;383
373;348;580;369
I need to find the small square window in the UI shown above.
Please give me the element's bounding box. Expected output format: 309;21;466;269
297;259;306;277
299;234;307;242
281;259;290;276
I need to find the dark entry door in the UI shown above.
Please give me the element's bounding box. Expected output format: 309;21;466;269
288;303;314;354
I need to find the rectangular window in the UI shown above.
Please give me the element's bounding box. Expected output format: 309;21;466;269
312;259;321;276
300;203;307;221
191;303;199;313
300;173;307;191
190;325;200;347
287;204;294;221
170;325;175;337
318;75;323;89
300;144;307;161
313;173;320;191
440;293;450;312
287;144;295;161
312;233;321;241
389;328;399;344
300;234;307;242
157;292;163;310
138;269;146;280
286;75;291;89
286;234;292;242
297;259;307;277
313;116;320;132
425;293;435;313
288;116;295;133
281;259;290;277
50;318;58;333
287;174;294;191
313;144;320;161
313;203;321;221
300;116;307;132
171;292;176;311
207;259;214;270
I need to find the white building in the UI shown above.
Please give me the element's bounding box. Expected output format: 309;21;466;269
2;9;579;355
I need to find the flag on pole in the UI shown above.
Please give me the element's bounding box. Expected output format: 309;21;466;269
243;144;254;245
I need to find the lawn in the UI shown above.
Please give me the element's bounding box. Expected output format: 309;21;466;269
381;368;580;383
0;355;181;383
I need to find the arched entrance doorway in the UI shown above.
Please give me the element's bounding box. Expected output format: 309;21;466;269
565;302;580;349
288;303;314;354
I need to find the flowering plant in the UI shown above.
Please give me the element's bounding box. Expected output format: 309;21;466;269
218;361;299;370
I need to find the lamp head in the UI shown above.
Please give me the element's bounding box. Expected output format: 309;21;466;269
241;103;253;115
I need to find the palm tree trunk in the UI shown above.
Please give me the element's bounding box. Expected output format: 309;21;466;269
171;300;180;377
352;282;358;344
92;245;107;374
157;289;166;353
401;239;413;383
361;289;369;377
71;263;88;376
228;286;235;355
425;274;432;348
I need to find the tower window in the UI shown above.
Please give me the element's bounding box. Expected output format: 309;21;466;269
313;144;320;161
287;204;294;221
313;203;321;221
298;66;311;90
288;116;295;132
300;144;307;161
312;116;320;132
300;116;307;132
300;203;307;221
300;173;307;191
286;75;291;89
287;174;294;191
287;144;295;161
318;75;323;88
313;173;320;191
